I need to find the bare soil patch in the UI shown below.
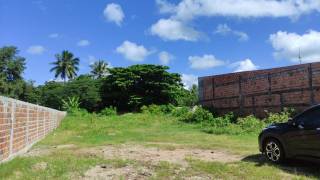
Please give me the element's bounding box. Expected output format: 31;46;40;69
79;144;242;166
79;144;241;179
21;144;77;157
32;162;48;171
81;164;152;180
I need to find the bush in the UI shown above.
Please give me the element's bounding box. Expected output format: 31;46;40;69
263;108;294;124
141;104;161;114
160;104;175;114
141;104;175;115
100;106;117;116
202;124;243;135
201;113;239;135
68;108;90;117
237;115;266;134
179;106;214;123
62;96;80;112
171;106;190;117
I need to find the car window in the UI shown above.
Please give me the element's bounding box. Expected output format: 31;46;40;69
296;108;320;128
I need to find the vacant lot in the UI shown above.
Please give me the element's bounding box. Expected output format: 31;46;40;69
0;112;319;179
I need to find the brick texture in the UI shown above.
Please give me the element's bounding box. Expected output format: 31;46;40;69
0;96;66;162
199;63;320;118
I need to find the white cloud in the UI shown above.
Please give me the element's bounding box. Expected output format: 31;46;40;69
26;45;46;55
231;59;258;72
48;33;59;38
181;74;198;89
77;40;90;47
150;18;200;41
270;30;320;63
104;3;125;26
189;54;225;70
215;24;232;34
158;51;173;65
215;24;249;41
116;41;151;62
156;0;176;14
159;0;320;20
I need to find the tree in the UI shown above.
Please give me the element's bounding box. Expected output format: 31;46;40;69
50;50;79;82
0;46;26;98
90;60;109;79
101;64;183;111
39;75;102;112
177;84;199;107
19;80;41;104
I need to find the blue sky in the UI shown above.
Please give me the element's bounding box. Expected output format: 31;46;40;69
1;0;320;88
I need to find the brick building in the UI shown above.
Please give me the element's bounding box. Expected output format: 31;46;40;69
198;62;320;118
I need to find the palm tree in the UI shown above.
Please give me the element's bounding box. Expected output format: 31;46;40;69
90;60;109;78
50;50;79;82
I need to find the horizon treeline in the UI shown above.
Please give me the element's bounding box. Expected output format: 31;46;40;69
0;46;198;112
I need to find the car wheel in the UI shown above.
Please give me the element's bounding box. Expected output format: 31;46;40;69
264;139;284;163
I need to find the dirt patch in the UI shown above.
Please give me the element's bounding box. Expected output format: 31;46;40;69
21;144;77;157
32;162;48;171
55;144;77;149
186;175;212;180
102;144;241;166
81;164;152;180
22;147;52;157
78;144;240;179
79;144;242;167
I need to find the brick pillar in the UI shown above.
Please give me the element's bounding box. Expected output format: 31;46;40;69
9;102;15;156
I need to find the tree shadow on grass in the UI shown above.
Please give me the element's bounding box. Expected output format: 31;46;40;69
242;154;320;178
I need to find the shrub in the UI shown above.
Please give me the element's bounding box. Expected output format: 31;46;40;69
160;104;175;114
171;106;190;117
69;108;89;117
263;108;294;124
207;113;234;128
237;115;266;134
202;124;243;135
141;104;175;115
100;106;117;116
62;96;80;112
141;104;162;114
179;106;214;123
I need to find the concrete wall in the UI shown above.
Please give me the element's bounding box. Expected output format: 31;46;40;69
199;62;320;117
0;96;66;162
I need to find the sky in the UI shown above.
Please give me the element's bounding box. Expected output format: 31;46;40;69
1;0;320;88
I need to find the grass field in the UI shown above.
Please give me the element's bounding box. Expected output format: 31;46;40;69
0;112;320;179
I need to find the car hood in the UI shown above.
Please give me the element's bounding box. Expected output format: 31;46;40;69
264;122;289;130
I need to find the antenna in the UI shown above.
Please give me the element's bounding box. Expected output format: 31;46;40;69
298;48;302;64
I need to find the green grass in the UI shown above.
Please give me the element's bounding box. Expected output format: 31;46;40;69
40;113;257;155
0;112;319;179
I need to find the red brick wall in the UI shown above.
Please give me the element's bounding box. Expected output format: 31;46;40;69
0;96;66;162
199;63;320;117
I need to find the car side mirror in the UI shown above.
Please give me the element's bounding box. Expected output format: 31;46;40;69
288;118;294;125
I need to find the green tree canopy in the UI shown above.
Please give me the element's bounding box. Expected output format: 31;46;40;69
90;60;109;79
101;64;183;111
39;75;102;111
0;46;26;98
50;50;79;82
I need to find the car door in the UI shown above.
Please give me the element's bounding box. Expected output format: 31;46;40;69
284;108;320;158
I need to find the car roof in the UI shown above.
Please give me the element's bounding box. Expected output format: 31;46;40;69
293;104;320;119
